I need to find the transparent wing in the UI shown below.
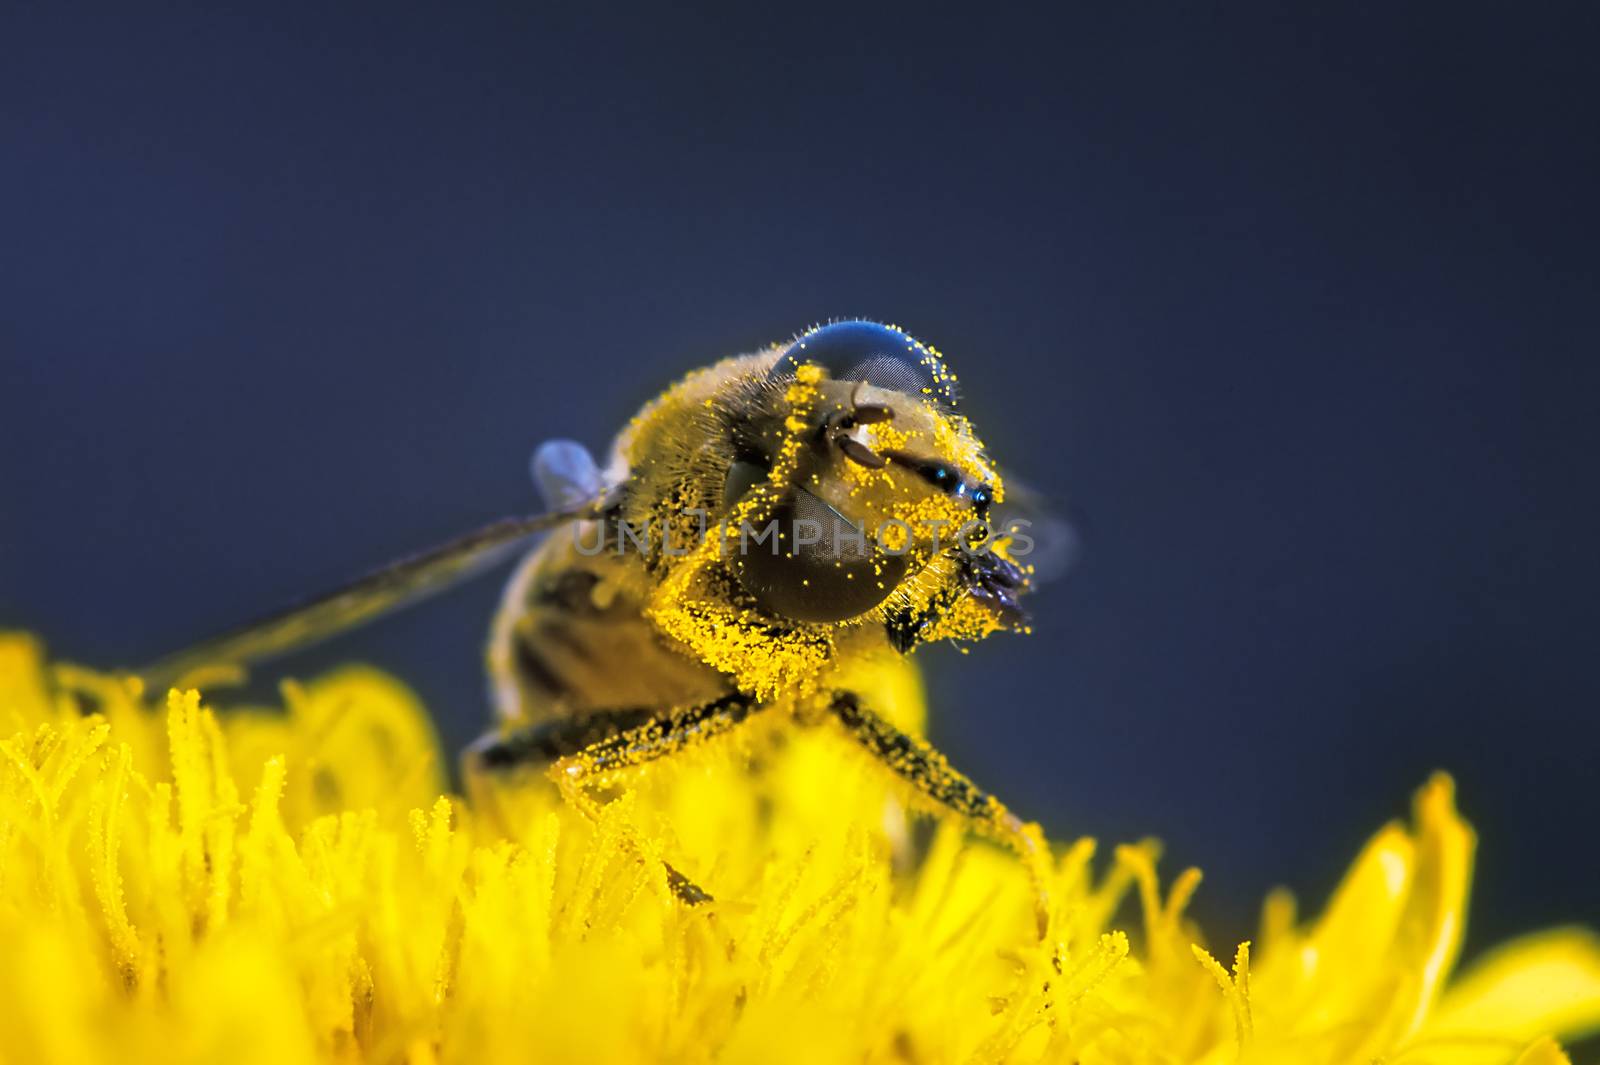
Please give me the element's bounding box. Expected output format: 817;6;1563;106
994;475;1082;584
531;438;606;511
138;502;606;692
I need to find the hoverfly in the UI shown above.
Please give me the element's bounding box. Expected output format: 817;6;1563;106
143;320;1065;934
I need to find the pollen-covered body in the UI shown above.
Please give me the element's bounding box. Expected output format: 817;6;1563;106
487;334;1019;730
473;322;1051;927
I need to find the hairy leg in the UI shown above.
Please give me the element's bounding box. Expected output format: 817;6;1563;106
471;695;761;904
828;691;1053;938
548;693;757;781
464;706;662;772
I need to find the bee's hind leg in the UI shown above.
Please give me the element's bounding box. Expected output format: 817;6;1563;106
827;691;1054;940
469;695;763;906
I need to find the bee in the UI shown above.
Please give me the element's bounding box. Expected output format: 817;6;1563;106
144;320;1059;933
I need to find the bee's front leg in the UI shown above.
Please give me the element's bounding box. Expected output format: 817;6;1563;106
483;694;763;905
827;691;1054;939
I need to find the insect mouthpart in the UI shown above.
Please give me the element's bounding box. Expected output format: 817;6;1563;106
961;550;1030;630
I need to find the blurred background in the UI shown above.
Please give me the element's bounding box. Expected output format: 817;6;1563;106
2;3;1596;960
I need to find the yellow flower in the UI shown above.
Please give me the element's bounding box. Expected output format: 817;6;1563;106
0;630;1596;1064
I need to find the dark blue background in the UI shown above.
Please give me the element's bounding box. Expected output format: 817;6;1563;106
3;4;1596;957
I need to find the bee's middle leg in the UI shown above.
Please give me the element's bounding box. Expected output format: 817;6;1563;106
471;695;762;905
464;706;660;773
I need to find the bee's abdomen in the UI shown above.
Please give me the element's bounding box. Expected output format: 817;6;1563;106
488;537;729;724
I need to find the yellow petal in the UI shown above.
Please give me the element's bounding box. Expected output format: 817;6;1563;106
1245;774;1477;1059
0;632;54;730
1512;1036;1572;1065
1389;773;1477;1037
1259;821;1412;1013
1429;928;1600;1044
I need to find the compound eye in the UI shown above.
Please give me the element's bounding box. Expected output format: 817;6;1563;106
726;479;907;623
768;320;956;407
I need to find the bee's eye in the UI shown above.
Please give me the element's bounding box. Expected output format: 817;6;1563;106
725;478;906;623
768;320;957;406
